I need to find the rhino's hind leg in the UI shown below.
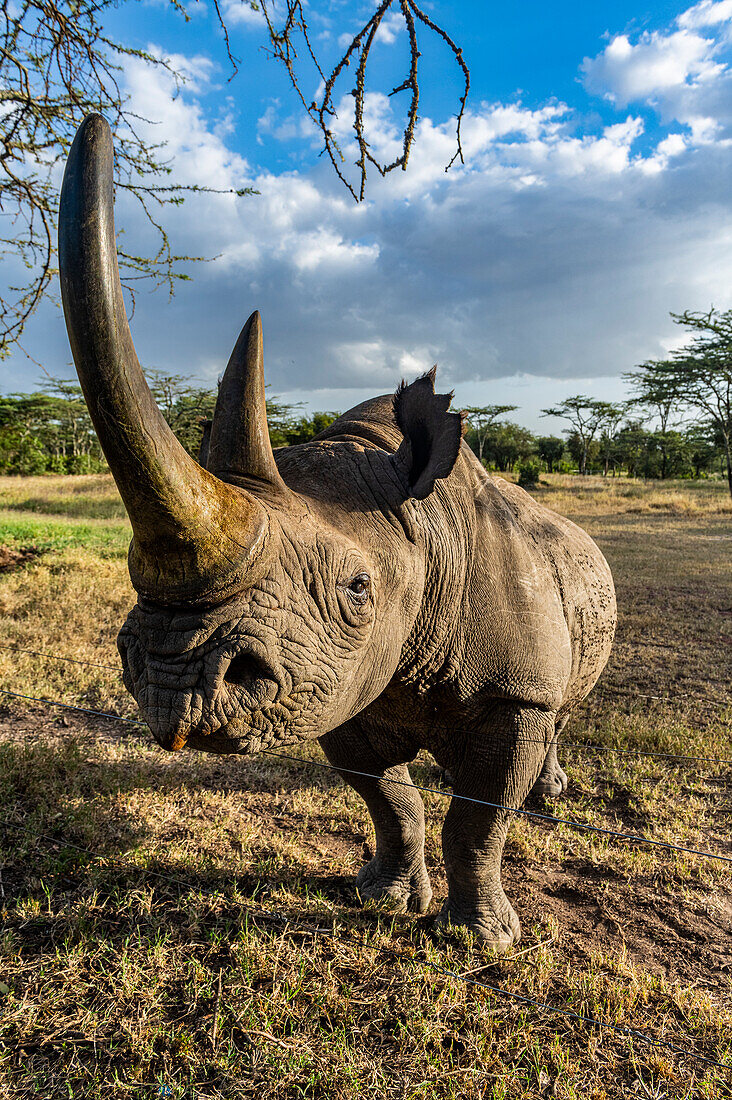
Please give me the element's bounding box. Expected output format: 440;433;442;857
438;705;553;948
530;733;568;799
320;724;432;915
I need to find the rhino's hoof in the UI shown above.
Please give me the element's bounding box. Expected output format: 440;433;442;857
355;857;432;914
531;763;568;799
436;899;520;949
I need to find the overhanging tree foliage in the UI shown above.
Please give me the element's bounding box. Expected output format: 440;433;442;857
0;0;261;359
261;0;469;203
0;0;469;358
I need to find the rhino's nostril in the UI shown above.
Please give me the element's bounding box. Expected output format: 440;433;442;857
224;651;277;697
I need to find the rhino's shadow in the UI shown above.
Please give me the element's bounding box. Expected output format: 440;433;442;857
2;730;390;958
4;713;441;846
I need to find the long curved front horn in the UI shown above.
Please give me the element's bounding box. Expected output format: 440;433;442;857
58;114;271;604
208;310;288;491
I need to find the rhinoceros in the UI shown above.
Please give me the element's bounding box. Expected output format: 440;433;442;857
58;115;616;946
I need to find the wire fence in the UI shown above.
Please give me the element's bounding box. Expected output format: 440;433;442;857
592;685;729;715
2;687;731;868
4;679;731;764
0;815;729;1073
3;642;732;713
0;643;122;672
2;643;731;763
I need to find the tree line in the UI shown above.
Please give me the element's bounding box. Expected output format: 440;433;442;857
2;309;730;495
0;371;343;476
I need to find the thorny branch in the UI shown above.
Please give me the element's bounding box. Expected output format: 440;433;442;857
1;0;469;356
259;0;470;202
0;0;255;357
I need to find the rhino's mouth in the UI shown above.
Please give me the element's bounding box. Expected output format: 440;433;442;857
118;631;304;754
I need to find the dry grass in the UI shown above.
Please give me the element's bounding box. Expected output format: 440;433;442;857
0;473;731;1099
531;472;732;516
0;474;126;521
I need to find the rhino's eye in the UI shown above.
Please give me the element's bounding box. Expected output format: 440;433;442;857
346;573;371;602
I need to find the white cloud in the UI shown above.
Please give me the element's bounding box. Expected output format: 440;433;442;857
678;0;732;30
374;9;404;45
257;103;314;143
337;8;403;50
8;8;732;420
582;2;732;149
290;229;379;271
220;0;267;28
657;132;688;156
581;29;724;104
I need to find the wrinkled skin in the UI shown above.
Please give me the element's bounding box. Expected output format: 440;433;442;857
119;392;616;947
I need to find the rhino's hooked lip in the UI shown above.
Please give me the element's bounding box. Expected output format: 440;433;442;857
119;631;293;753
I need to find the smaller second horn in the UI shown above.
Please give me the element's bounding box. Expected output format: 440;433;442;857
208;311;286;490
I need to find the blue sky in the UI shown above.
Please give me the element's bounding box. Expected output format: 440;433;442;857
4;0;732;430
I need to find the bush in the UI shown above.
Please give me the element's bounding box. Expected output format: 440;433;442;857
65;453;106;474
517;459;541;489
0;431;47;475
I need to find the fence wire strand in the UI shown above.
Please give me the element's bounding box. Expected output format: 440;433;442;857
260;748;732;865
1;643;731;762
3;642;732;712
0;643;121;672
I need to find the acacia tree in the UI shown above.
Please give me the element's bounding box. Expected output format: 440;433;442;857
662;310;731;497
462;405;518;463
541;396;622;476
536;436;565;473
597;404;626;477
622;358;683;479
480;421;535;471
38;376;97;459
0;0;468;358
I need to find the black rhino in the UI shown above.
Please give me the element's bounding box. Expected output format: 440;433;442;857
59;115;616;946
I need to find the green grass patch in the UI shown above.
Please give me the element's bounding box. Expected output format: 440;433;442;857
0;510;130;556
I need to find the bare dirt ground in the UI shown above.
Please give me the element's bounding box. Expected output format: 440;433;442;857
0;546;41;573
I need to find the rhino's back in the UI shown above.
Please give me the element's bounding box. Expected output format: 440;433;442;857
316;394;403;450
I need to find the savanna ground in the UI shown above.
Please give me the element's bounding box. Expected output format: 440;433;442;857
0;472;730;1099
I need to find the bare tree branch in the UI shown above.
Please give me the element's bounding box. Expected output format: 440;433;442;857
259;0;470;202
0;0;257;357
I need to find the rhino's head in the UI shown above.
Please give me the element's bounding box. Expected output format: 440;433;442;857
59;115;464;754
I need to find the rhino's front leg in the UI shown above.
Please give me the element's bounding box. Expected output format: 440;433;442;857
320;723;432;914
439;705;553;948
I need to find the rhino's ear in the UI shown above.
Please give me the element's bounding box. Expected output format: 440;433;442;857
393;367;464;500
